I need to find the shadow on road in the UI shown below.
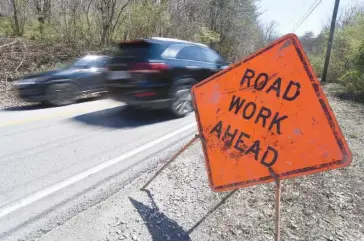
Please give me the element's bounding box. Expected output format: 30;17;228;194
3;95;105;111
72;105;174;129
129;194;191;241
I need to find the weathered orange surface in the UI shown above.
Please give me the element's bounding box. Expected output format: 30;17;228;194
192;34;352;192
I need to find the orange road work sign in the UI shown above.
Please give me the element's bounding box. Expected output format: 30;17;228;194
192;34;352;192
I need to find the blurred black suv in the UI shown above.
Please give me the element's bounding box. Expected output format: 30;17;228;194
107;37;228;117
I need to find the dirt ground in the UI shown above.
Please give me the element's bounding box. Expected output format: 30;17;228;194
35;84;364;241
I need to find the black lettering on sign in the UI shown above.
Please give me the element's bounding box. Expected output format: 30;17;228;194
229;95;245;114
227;95;287;135
242;102;257;120
238;68;301;101
210;121;279;167
266;77;282;97
240;68;255;87
254;106;272;128
260;146;278;167
245;140;260;161
268;112;288;135
222;125;238;147
234;132;250;152
283;81;301;101
210;120;223;138
254;73;269;90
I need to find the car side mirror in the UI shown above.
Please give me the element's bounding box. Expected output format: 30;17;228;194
217;62;229;70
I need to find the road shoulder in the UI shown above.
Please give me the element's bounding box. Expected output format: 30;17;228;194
36;85;364;241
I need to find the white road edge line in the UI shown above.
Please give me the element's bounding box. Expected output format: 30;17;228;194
0;122;197;219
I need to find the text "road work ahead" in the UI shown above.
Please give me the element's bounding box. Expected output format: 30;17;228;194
210;68;301;168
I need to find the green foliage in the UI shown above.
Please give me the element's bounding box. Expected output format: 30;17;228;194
338;70;364;95
194;27;220;45
337;38;364;95
118;0;171;40
308;53;324;78
354;39;364;68
0;17;13;36
304;8;364;95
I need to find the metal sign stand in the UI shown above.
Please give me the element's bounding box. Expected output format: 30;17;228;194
140;134;283;241
275;179;281;241
141;135;199;190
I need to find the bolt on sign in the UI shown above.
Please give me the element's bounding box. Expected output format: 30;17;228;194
192;34;352;192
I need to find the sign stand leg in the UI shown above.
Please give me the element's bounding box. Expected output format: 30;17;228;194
275;179;281;241
140;135;199;190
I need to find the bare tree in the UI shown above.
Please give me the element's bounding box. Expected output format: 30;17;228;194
34;0;51;36
262;20;278;44
10;0;21;35
337;5;362;28
95;0;119;44
2;0;266;60
0;1;11;16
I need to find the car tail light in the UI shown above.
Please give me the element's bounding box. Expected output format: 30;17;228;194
133;91;156;97
130;62;169;73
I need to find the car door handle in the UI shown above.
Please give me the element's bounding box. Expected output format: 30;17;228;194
186;65;200;69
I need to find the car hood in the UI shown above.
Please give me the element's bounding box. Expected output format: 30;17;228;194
21;68;79;81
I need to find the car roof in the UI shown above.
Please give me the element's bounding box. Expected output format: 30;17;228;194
82;54;110;59
119;37;208;48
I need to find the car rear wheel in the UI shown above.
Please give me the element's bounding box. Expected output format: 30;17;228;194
46;83;79;106
170;85;194;118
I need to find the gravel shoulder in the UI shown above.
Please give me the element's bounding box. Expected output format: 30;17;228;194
32;84;364;241
0;82;30;108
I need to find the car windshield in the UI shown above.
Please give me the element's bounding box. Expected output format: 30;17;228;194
69;56;103;68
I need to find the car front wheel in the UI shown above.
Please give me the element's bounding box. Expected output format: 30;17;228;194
45;83;79;106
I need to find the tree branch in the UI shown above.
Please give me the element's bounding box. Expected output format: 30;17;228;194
15;41;27;73
0;41;18;49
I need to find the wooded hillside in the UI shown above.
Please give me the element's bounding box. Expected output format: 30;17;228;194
301;4;364;96
0;0;272;61
2;0;364;97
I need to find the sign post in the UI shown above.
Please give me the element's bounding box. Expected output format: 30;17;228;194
192;34;352;239
275;179;281;241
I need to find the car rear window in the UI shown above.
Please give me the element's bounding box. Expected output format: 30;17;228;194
115;41;150;60
113;41;168;61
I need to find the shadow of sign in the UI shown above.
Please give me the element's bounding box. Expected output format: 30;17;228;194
129;197;191;241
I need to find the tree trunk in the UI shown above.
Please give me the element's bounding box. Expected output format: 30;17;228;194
35;0;52;37
11;0;21;36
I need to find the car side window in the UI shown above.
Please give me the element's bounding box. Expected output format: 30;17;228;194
192;47;209;62
176;46;194;60
203;48;223;63
176;46;209;62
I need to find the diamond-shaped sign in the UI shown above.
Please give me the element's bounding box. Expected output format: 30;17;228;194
192;34;352;192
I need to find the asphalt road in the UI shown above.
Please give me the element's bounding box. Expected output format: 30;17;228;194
0;98;197;241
